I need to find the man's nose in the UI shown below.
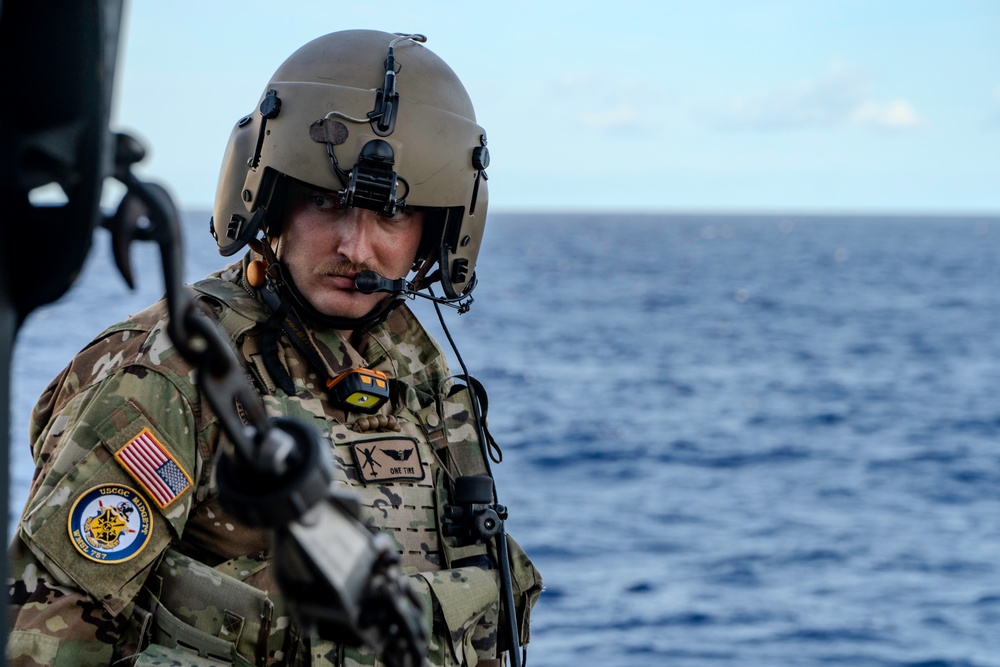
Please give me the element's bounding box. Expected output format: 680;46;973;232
334;207;378;261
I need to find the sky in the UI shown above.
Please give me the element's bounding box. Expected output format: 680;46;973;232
111;1;1000;215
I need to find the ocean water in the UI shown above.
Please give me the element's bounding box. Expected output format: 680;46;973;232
10;212;1000;666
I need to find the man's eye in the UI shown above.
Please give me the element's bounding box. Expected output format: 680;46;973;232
310;193;339;209
382;206;413;221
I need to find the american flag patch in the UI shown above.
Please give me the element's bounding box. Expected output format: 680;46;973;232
114;428;192;509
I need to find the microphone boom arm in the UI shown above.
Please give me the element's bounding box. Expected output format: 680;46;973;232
355;270;473;313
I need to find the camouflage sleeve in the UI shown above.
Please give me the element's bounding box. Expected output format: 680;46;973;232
7;535;119;666
9;361;202;666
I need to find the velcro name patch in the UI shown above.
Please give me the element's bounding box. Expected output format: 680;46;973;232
114;428;192;509
351;436;425;484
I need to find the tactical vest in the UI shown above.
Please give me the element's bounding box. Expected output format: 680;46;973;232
120;275;540;667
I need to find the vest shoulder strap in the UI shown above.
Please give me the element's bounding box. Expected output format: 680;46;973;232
190;276;264;342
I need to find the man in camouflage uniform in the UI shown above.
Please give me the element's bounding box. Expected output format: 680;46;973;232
8;30;541;666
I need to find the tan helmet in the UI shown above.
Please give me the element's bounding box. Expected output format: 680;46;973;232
211;29;489;301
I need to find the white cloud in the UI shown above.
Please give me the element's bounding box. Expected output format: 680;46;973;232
713;63;921;132
849;100;921;130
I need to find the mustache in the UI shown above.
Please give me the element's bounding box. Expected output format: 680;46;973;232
313;260;371;277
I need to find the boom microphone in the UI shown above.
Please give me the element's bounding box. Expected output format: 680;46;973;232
354;270;473;312
354;270;408;295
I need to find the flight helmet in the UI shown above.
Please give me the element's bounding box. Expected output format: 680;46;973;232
210;29;489;305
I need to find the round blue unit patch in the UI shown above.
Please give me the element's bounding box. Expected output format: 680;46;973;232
68;484;154;563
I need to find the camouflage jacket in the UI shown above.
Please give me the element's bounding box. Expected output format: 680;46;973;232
8;261;542;667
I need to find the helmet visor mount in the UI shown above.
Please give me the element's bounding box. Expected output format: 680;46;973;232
324;135;408;219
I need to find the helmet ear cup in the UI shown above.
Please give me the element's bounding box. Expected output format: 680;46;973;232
212;168;284;257
212;112;259;256
435;205;484;299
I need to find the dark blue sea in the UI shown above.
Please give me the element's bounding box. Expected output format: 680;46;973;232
11;212;1000;666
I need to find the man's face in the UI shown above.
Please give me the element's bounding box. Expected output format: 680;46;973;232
276;182;424;320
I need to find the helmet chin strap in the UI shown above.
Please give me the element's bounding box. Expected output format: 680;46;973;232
256;236;404;335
